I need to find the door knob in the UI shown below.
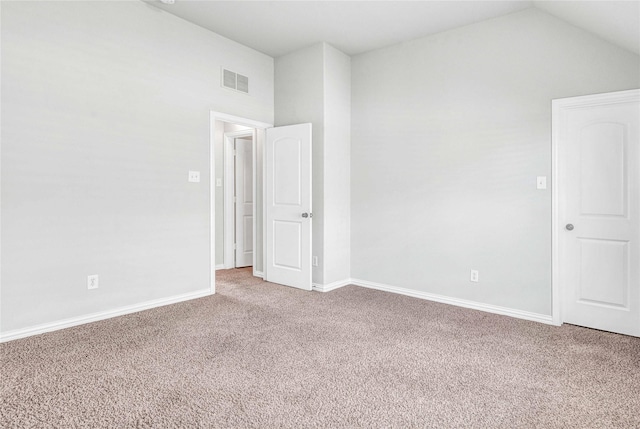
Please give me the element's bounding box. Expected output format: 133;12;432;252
302;213;309;218
566;224;574;231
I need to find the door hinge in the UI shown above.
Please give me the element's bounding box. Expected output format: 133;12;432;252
233;149;237;156
233;196;237;203
234;243;237;250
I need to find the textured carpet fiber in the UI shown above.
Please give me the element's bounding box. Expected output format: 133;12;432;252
1;268;639;428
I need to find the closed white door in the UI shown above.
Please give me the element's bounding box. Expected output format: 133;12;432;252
235;138;253;268
265;124;312;290
555;89;640;337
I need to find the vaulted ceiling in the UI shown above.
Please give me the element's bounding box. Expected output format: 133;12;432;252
147;1;640;57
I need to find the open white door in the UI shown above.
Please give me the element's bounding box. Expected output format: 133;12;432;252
265;123;312;290
235;138;253;268
554;89;640;337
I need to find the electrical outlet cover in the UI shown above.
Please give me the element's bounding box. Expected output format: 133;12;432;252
536;176;547;190
88;274;99;290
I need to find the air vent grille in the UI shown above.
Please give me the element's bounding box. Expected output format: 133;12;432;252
222;68;249;94
223;69;236;89
236;74;249;93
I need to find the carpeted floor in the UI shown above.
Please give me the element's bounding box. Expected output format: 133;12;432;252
1;268;639;428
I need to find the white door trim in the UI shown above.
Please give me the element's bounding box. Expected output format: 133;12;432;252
223;129;254;269
209;111;272;290
551;89;640;326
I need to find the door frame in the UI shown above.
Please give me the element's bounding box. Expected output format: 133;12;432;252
223;129;255;269
551;89;640;326
209;111;272;293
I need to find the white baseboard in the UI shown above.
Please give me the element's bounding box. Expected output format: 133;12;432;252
350;278;554;325
312;278;352;293
215;264;226;270
254;270;264;279
0;289;213;343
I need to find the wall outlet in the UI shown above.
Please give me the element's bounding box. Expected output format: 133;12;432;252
470;270;479;283
188;170;200;183
312;256;318;267
88;274;99;290
536;176;547;190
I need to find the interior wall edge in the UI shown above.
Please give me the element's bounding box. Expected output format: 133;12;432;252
350;278;557;326
0;288;212;343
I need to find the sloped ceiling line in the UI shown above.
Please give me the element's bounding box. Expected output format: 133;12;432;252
147;1;639;57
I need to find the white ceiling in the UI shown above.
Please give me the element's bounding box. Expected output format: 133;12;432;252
534;1;639;55
148;1;640;57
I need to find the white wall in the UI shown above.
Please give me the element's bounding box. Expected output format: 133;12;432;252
1;1;273;335
322;45;351;285
274;43;351;287
351;9;640;315
275;43;326;285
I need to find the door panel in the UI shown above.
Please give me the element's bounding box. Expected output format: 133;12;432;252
235;138;253;268
578;238;628;308
579;123;626;216
265;124;312;290
273;220;302;269
556;89;639;336
274;139;302;205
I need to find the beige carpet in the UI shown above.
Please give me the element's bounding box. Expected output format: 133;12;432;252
1;268;639;428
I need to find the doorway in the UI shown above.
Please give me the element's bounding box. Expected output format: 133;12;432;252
210;112;271;292
209;111;314;292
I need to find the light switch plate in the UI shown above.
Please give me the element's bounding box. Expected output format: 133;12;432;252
536;176;547;190
188;171;200;183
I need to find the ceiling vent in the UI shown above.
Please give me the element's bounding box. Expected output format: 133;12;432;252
222;68;249;94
